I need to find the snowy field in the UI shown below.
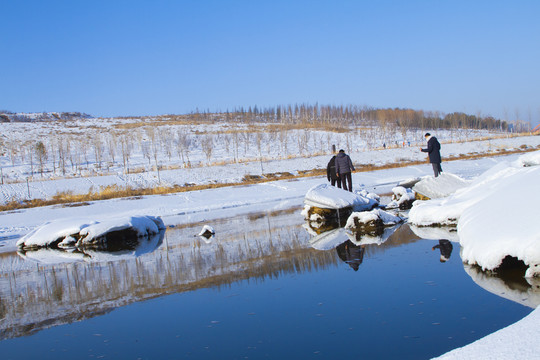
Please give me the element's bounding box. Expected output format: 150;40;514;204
1;117;539;205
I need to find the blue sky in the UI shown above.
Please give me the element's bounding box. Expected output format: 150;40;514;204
1;0;539;125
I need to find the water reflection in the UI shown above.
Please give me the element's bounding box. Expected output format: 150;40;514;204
432;240;453;263
1;205;538;347
464;264;540;308
336;241;365;271
409;224;459;242
16;231;165;264
0;208;337;340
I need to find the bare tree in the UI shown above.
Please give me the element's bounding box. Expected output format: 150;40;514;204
35;141;47;177
93;134;104;170
200;135;214;164
175;129;191;167
58;138;68;176
106;133;117;165
120;134;132;174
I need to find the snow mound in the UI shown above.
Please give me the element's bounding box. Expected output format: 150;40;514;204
513;150;540;167
198;225;215;237
434;307;540;360
345;209;403;230
412;172;470;199
304;183;376;211
355;189;381;204
410;150;540;277
458;166;540;277
386;186;416;209
17;215;166;249
18;231;164;264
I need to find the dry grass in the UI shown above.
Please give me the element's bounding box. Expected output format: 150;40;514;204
0;146;537;212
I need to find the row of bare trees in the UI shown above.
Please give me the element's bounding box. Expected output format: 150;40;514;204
185;104;511;131
0;105;515;182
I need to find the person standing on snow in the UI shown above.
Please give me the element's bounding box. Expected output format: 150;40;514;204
326;154;340;188
335;149;355;192
420;133;442;177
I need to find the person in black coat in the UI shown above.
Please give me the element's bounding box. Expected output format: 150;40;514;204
336;240;365;271
335;149;355;192
432;240;453;262
326;155;341;187
420;133;442;177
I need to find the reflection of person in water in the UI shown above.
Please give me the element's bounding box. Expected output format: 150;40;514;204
336;240;365;271
432;240;453;262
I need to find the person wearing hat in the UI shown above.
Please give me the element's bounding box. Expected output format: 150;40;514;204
420;133;442;177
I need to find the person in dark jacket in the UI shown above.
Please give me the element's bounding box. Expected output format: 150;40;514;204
336;240;365;271
420;133;442;177
335;149;355;192
326;155;340;187
432;240;453;262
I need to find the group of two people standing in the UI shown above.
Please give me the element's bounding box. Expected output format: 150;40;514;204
326;133;443;191
326;149;355;192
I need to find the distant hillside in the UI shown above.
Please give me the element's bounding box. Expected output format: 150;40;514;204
0;111;93;122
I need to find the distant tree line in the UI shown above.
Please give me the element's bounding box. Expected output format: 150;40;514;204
0;111;92;122
185;104;509;131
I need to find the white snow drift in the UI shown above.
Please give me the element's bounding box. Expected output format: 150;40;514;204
410;150;540;277
303;183;378;211
17;215;165;249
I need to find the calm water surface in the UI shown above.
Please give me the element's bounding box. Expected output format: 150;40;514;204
0;207;535;359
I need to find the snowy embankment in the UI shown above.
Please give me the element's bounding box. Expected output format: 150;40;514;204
409;150;540;277
433;307;540;360
1;135;539;205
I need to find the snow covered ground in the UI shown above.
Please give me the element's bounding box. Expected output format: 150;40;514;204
1;118;539;205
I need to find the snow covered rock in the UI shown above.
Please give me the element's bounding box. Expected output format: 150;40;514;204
355;189;380;207
17;215;166;250
198;225;215;239
304;183;377;211
412;172;470;199
18;231;164;263
386;186;416;210
345;209;403;234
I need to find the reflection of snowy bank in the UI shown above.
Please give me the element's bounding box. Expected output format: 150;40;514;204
463;265;540;309
18;231;164;264
409;224;459;243
409;150;540;277
307;223;401;251
0;210;332;340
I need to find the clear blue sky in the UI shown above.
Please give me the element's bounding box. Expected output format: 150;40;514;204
1;0;539;125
